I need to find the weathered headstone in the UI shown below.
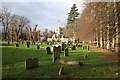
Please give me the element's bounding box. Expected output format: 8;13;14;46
53;46;60;63
25;58;39;70
64;48;68;56
37;45;40;49
26;41;30;48
46;47;51;54
72;45;76;50
61;43;66;51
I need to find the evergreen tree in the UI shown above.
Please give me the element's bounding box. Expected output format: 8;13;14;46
67;4;79;24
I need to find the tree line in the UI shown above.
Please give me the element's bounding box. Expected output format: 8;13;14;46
64;2;120;52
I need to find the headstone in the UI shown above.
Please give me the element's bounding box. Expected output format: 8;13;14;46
61;43;66;51
53;46;60;63
84;45;87;49
84;55;88;58
72;45;76;50
25;58;39;70
27;41;30;48
46;47;51;54
32;41;35;45
82;46;84;50
16;43;19;47
37;45;40;49
64;48;68;56
22;41;24;44
58;46;61;53
88;45;90;50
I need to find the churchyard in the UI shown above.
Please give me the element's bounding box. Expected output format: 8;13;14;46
1;41;119;78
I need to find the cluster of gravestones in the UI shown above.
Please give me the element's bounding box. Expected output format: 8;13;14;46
15;41;41;50
82;45;90;50
46;43;69;63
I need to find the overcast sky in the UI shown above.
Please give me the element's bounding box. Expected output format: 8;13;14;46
1;0;85;32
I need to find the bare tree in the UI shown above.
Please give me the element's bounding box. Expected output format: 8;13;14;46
0;7;15;40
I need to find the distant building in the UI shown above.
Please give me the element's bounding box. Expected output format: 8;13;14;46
54;27;63;36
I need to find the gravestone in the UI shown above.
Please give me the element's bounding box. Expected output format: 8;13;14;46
46;47;51;54
88;45;90;50
53;46;60;63
22;41;24;44
25;58;39;70
58;46;61;53
32;41;35;45
16;43;19;47
72;45;76;50
61;43;66;51
84;45;87;49
64;48;68;56
37;45;40;49
84;55;88;58
82;46;84;50
26;41;30;48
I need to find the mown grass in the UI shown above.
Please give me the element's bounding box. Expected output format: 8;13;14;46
1;41;119;79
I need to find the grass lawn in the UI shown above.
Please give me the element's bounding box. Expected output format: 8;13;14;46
1;41;119;78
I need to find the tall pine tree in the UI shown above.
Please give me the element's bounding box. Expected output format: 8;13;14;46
67;4;79;25
65;4;79;38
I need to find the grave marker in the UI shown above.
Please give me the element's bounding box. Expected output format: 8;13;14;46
53;46;60;63
61;43;66;51
72;45;76;50
64;48;68;56
16;43;19;47
26;41;30;48
25;58;39;70
46;47;51;54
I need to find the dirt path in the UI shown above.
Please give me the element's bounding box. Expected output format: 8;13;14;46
90;45;120;62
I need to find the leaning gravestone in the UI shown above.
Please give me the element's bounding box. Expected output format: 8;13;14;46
26;41;30;48
46;47;51;54
37;45;40;49
64;48;68;56
61;43;66;51
25;58;39;70
72;45;76;50
53;46;60;63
